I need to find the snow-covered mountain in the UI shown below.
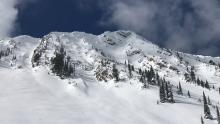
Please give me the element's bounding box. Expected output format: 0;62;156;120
0;30;220;124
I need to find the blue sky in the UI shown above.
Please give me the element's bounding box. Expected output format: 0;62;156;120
15;0;116;37
1;0;220;56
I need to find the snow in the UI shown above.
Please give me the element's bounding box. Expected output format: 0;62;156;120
0;30;220;124
0;68;214;124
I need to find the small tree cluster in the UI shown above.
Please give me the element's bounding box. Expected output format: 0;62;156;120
95;59;112;82
127;63;134;78
0;48;12;59
159;79;175;103
203;92;212;119
51;47;74;78
112;64;119;82
184;67;196;83
197;79;210;90
139;71;147;88
209;60;216;65
145;66;156;84
32;50;41;67
138;66;160;88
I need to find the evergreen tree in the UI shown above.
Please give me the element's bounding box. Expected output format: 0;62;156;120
165;82;169;100
146;70;151;83
139;75;143;83
187;90;191;98
51;47;75;78
139;68;142;75
51;47;65;77
169;87;175;103
217;106;220;124
155;73;160;85
178;82;183;95
131;65;135;71
113;64;119;82
149;66;155;83
159;81;166;103
203;92;208;105
142;74;147;88
159;79;175;103
124;60;127;65
205;81;210;90
190;69;196;82
201;116;204;124
201;81;205;88
197;78;201;86
67;64;74;77
128;63;132;78
32;52;41;66
207;96;211;105
203;92;212;119
219;88;220;95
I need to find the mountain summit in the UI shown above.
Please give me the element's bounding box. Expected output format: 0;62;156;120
0;31;220;124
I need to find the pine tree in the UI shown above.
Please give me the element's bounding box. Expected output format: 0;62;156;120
169;87;175;103
159;81;166;103
51;47;75;78
131;65;135;71
149;66;155;83
203;92;212;119
203;92;207;105
155;73;160;85
205;81;210;90
67;64;74;77
32;51;41;66
178;82;183;95
207;96;211;105
217;106;220;124
188;90;191;98
165;82;169;100
197;78;201;86
139;68;142;75
146;70;151;83
201;81;205;88
201;116;204;124
142;74;147;88
219;88;220;95
190;69;196;82
113;64;119;82
128;64;132;78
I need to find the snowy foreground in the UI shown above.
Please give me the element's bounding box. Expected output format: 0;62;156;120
0;31;220;124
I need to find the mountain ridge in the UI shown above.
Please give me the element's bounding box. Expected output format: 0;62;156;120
0;30;220;124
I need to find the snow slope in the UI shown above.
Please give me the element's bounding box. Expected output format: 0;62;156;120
0;31;220;124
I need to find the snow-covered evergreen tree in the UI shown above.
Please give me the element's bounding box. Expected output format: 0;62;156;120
112;64;119;82
203;92;212;119
201;116;204;124
188;90;191;98
178;82;183;95
159;81;166;103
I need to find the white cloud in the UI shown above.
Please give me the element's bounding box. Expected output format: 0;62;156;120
0;0;18;38
101;0;220;56
107;1;156;33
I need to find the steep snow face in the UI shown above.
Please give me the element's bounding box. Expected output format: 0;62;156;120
32;31;220;85
1;31;220;124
